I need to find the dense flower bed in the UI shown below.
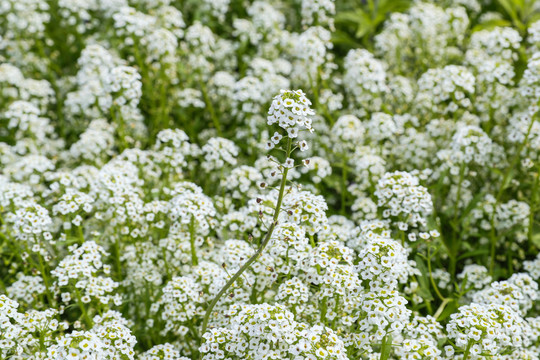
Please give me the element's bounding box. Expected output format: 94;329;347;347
1;0;539;359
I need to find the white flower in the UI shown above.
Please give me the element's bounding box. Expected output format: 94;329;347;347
271;132;283;145
284;158;294;168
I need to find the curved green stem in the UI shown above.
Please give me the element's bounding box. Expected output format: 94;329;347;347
200;138;292;338
433;298;451;320
427;246;445;302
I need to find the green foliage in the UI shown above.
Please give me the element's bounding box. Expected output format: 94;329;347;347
334;0;413;50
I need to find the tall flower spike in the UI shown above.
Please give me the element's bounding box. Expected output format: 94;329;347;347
201;89;315;336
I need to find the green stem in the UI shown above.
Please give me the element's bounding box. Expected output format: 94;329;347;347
424;292;433;314
332;295;339;328
110;107;128;151
0;276;6;294
309;71;319;108
190;217;198;266
341;158;348;215
449;255;457;282
452;164;465;221
433;298;451;320
379;334;393;360
320;297;328;325
114;237;122;279
528;167;539;243
199;79;222;136
462;340;473;360
427;247;445;302
200;223;278;336
77;225;84;244
38;254;55;307
73;286;93;328
162;248;171;280
158;67;169;135
200;138;292;339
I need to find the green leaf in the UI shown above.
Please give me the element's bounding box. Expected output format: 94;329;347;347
436;300;459;321
354;11;374;38
378;0;413;14
497;0;520;23
472;19;512;32
334;11;365;25
55;236;84;246
496;0;528;31
529;12;540;24
457;249;490;261
331;31;361;48
501;169;516;190
532;232;540;248
334;0;413;43
262;200;275;208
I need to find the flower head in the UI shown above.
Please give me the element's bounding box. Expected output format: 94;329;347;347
267;89;315;134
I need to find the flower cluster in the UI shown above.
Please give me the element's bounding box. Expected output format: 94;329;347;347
280;189;329;235
417;65;475;115
200;304;348;360
267;89;315;145
355;229;417;291
157;276;204;336
52;241;121;307
374;171;433;230
446;303;527;358
352;290;412;353
201;137;239;172
168;182;217;235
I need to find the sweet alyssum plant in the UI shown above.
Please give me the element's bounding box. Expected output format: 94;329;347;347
201;89;315;335
1;1;540;360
